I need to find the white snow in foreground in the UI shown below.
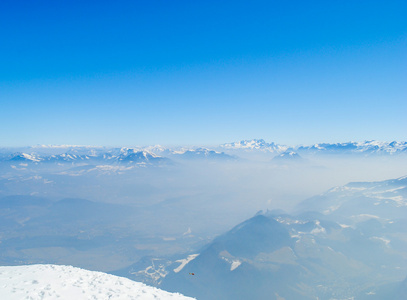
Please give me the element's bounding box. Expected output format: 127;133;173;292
173;254;199;273
0;264;195;300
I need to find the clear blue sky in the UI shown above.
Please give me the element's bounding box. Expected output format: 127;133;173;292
1;0;406;147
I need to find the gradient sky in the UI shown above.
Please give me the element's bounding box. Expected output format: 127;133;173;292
1;0;406;147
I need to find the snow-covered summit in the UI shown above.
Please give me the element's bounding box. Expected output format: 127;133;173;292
272;151;303;162
173;147;236;160
221;139;289;153
144;145;169;154
118;148;167;164
0;264;195;300
9;152;41;162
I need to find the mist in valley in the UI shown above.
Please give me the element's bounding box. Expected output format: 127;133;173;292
1;143;407;299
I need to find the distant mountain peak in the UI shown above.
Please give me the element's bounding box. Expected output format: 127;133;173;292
296;175;407;220
171;147;236;160
118;148;165;164
221;139;289;153
272;151;303;162
9;152;41;162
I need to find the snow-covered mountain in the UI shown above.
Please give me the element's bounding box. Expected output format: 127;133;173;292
118;148;169;164
160;213;374;299
297;140;407;155
1;148;170;166
271;151;303;162
121;175;407;300
172;148;236;160
296;175;407;220
8;152;41;162
1;140;406;167
0;264;194;300
221;139;289;153
220;139;407;155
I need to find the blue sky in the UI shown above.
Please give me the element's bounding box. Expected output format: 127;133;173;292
1;0;406;147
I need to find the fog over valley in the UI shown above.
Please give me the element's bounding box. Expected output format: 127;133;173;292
1;140;407;299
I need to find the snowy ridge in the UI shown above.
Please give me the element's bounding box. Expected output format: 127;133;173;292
3;149;166;165
326;178;407;208
221;139;407;154
297;140;407;154
9;152;41;162
31;145;104;149
0;264;195;300
118;148;160;160
1;140;406;165
172;148;235;160
221;139;289;153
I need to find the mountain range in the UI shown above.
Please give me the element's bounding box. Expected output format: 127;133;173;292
118;175;407;300
221;139;407;155
2;139;406;167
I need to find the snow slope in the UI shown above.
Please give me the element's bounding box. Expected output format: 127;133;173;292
0;264;195;300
